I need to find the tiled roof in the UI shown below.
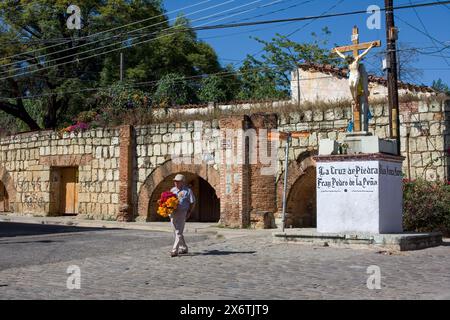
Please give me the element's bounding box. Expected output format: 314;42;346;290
299;63;435;93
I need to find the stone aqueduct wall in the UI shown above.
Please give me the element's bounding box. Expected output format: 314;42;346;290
0;128;122;219
276;100;449;182
0;99;448;227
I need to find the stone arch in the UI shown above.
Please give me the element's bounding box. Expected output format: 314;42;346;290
137;160;220;221
0;166;16;212
277;150;317;227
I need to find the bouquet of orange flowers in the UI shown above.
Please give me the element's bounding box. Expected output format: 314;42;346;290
157;191;179;218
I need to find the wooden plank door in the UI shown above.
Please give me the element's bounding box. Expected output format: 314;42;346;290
0;182;9;212
60;168;79;215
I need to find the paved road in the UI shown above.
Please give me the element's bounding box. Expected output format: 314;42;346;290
0;222;449;299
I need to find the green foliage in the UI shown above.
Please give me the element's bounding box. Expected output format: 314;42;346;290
79;82;151;128
198;75;227;103
0;2;221;130
198;74;240;103
96;82;149;110
403;179;450;236
152;73;196;106
0;111;18;136
237;29;339;100
105;14;221;85
432;79;450;95
237;57;289;100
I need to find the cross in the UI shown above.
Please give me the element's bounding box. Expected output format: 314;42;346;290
332;26;381;132
333;26;381;58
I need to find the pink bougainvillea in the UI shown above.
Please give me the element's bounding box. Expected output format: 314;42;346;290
60;121;89;133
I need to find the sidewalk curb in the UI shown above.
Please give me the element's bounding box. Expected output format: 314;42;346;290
0;214;272;240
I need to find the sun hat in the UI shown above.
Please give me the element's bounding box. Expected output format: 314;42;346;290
173;174;185;182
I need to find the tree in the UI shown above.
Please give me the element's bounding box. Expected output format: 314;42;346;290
432;79;450;95
0;2;222;131
368;43;423;84
237;57;289;101
238;28;340;100
198;70;240;103
198;75;227;103
0;1;166;130
152;73;196;106
101;15;222;85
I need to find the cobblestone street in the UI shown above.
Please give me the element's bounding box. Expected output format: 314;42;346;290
0;222;449;300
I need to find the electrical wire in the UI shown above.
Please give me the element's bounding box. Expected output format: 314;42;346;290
0;0;236;68
0;65;338;100
0;0;214;62
0;0;268;78
408;0;450;66
4;0;449;66
2;0;450;82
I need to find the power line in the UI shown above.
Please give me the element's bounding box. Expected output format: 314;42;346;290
224;0;315;25
196;0;316;53
0;0;273;46
394;14;448;46
0;0;268;78
195;0;286;22
5;0;449;62
2;0;449;81
286;0;344;37
0;0;308;46
0;0;214;62
408;0;450;66
0;0;237;68
215;0;443;67
187;0;450;31
229;0;320;68
0;65;338;100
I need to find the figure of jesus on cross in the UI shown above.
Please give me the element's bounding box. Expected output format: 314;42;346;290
332;26;381;132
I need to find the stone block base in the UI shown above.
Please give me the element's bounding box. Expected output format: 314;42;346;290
344;133;398;155
273;229;443;251
250;211;276;229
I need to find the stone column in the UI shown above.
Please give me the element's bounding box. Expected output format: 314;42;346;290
248;113;278;229
218;116;251;228
118;125;135;222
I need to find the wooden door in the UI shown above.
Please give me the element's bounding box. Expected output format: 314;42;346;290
0;182;9;212
60;168;79;215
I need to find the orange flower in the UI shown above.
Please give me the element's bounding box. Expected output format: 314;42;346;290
157;193;179;218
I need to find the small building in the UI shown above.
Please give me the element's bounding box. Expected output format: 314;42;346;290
291;63;435;103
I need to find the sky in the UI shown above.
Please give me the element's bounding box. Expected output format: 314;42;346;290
163;0;450;87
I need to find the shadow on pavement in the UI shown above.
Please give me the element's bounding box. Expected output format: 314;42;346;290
0;222;119;238
0;239;65;244
182;250;257;256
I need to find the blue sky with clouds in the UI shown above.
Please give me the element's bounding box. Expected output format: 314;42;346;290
163;0;450;87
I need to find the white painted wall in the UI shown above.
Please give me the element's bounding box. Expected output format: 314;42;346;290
291;68;432;103
316;159;403;234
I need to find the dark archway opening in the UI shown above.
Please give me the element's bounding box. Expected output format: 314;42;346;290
285;167;317;228
148;172;220;222
0;181;9;212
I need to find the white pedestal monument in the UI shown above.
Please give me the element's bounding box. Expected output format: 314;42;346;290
315;152;403;234
273;141;442;250
273;26;442;250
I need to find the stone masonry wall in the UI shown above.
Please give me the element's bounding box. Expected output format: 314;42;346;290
0;128;121;219
0;98;448;225
277;99;449;183
133;120;221;216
